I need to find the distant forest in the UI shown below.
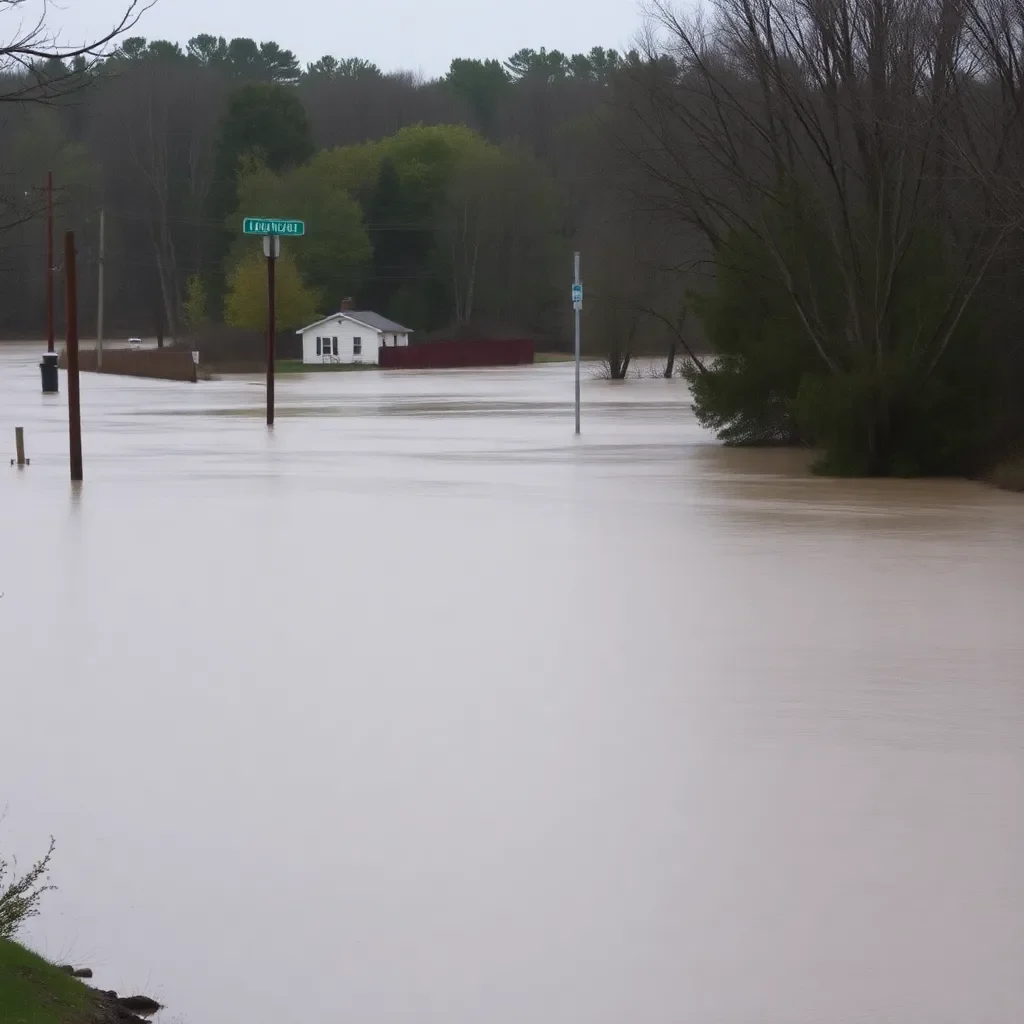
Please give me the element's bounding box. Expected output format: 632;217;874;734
0;37;658;346
3;0;1024;477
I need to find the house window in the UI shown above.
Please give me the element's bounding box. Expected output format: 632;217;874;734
353;337;362;356
315;336;321;356
332;337;338;356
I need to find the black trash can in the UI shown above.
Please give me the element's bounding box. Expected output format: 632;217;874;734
40;351;59;394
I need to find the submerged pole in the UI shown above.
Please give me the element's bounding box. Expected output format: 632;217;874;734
265;234;277;427
573;251;581;435
65;231;83;482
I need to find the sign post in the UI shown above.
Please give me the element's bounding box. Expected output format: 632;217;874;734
243;219;303;427
263;233;281;426
572;254;582;435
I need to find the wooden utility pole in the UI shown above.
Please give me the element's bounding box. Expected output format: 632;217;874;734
65;231;83;482
265;234;278;427
96;208;105;369
46;170;55;354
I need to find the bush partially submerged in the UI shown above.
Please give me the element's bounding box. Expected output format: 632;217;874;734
686;223;1003;475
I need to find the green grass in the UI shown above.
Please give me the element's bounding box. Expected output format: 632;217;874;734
275;359;378;373
0;938;93;1024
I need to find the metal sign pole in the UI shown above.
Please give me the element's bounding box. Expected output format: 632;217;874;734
573;252;581;435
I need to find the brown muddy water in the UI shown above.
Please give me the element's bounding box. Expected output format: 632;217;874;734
1;344;1023;1024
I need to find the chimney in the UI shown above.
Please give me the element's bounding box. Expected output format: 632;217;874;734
340;297;354;311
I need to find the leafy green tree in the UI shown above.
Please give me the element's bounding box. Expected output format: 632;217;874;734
361;156;420;315
311;124;555;328
304;55;340;80
504;47;568;82
687;221;998;474
146;40;185;61
182;275;209;329
304;56;381;81
207;83;315;312
116;36;148;60
445;58;510;132
224;250;321;330
257;42;301;84
336;125;492;322
568;47;621;82
225;37;261;77
684;227;818;445
231;161;372;304
435;141;562;328
213;83;314;191
186;34;228;65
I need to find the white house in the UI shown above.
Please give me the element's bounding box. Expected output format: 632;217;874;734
296;310;411;365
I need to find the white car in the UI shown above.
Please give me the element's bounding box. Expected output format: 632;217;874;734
128;337;142;349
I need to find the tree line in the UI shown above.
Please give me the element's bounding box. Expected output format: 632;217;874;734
2;0;1023;477
0;34;637;347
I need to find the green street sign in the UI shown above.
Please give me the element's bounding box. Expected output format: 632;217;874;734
242;217;305;236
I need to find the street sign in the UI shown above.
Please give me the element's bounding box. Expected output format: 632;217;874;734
243;218;305;236
263;235;281;258
572;283;583;308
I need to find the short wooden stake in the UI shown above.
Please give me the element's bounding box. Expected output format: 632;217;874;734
12;426;28;466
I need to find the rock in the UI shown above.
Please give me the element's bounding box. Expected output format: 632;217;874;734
58;964;75;974
73;967;94;978
116;995;162;1015
102;990;119;1000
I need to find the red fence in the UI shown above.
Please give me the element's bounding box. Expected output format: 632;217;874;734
378;338;534;370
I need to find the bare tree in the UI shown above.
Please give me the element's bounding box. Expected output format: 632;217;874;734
613;0;1024;463
1;0;152;103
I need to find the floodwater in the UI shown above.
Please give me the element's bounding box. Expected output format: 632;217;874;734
1;343;1023;1024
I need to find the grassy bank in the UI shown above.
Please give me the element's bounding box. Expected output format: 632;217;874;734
0;938;90;1024
0;939;157;1024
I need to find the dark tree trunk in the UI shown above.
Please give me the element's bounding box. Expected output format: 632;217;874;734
664;341;676;378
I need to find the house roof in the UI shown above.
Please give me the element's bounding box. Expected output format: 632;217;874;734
296;311;411;335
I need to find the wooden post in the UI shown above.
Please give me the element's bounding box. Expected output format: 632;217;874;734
14;427;26;466
47;171;54;354
266;242;276;427
65;231;83;482
96;207;105;369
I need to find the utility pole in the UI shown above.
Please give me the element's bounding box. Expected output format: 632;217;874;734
573;251;582;435
46;170;54;354
40;171;60;394
65;231;83;482
96;208;105;369
264;233;279;427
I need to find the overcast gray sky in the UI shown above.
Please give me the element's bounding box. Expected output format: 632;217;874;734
41;0;644;77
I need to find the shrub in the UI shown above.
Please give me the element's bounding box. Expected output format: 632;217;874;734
0;837;55;939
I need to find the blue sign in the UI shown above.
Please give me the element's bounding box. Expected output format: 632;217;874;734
571;283;583;307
